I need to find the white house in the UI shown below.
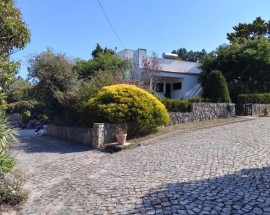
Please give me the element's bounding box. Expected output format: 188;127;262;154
117;48;203;99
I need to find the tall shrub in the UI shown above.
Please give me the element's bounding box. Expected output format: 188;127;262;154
203;70;231;103
81;84;170;136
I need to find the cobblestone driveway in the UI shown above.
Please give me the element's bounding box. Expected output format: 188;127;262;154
11;118;270;214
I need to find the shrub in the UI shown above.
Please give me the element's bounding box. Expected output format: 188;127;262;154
0;153;15;173
81;84;170;135
203;70;231;103
0;172;27;206
187;97;210;103
161;99;191;112
6;100;45;123
237;93;270;104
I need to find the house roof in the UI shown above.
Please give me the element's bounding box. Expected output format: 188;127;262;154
156;58;201;75
117;48;201;75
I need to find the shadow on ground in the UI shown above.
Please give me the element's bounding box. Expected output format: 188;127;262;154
124;166;270;214
11;135;92;154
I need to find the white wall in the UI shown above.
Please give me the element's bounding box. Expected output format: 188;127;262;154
158;72;203;99
117;49;203;99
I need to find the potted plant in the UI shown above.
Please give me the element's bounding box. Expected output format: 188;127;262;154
116;124;128;145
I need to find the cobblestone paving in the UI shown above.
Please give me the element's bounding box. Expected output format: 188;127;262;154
11;118;270;214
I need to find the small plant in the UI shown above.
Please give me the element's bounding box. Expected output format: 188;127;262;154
0;173;27;206
115;123;128;134
263;108;269;116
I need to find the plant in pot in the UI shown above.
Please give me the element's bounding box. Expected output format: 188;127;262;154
115;123;128;145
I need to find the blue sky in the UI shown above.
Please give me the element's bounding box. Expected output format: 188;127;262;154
12;0;270;78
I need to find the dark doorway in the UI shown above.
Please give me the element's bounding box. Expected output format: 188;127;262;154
165;84;171;98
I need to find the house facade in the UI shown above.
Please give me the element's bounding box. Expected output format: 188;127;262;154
117;48;203;99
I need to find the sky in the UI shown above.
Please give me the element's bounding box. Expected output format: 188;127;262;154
11;0;270;78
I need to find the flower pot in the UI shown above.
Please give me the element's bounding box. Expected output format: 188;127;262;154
116;132;127;145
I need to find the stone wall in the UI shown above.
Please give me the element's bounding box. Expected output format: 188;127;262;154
169;102;235;126
48;125;93;146
251;104;270;115
47;103;236;148
47;123;117;148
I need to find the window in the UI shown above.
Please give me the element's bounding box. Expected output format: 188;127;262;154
173;82;182;90
156;83;163;92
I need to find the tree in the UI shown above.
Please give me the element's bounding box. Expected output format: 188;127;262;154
227;17;270;43
0;0;30;56
141;52;161;91
74;44;130;81
172;48;207;62
200;38;270;101
74;69;124;110
91;43;115;59
27;48;78;122
6;77;32;103
0;0;30;90
203;70;231;103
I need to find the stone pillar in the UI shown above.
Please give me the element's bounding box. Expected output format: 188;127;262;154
92;123;104;148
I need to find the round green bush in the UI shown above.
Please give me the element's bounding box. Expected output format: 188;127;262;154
81;84;170;135
203;70;231;103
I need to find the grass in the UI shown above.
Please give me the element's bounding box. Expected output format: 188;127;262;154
128;117;250;146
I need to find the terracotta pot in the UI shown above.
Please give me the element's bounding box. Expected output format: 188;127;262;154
116;132;127;145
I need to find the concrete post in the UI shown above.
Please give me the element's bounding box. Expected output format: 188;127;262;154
92;123;104;148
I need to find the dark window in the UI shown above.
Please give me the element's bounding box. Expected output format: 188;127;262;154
156;83;163;92
173;82;182;90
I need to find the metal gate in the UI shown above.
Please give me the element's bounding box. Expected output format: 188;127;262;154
235;104;252;116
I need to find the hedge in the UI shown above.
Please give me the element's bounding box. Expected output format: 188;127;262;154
161;99;191;112
237;93;270;104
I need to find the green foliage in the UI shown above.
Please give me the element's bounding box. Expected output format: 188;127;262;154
74;70;122;108
161;99;191;112
0;0;30;56
200;38;270;100
6;77;32;103
6;100;42;122
227;17;270;43
81;84;170;135
0;56;20;89
187;97;210;103
203;70;231;103
74;52;130;80
91;43;115;59
0;110;17;154
5;78;37;122
171;48;207;62
0;153;15;173
237;93;270;104
0;176;27;206
27;48;78;121
0;0;30;91
0;110;17;177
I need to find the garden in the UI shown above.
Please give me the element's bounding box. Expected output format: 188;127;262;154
2;0;270;210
